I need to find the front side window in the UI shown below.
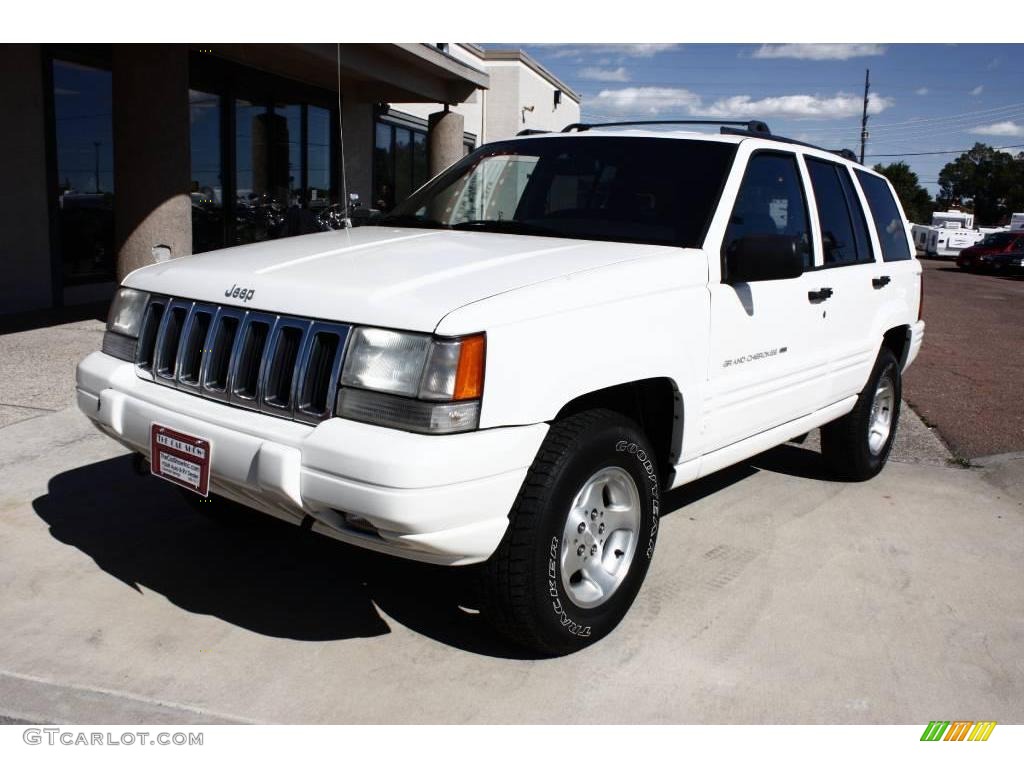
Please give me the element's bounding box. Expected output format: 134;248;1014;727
855;170;912;262
383;136;737;248
807;159;873;267
723;152;813;268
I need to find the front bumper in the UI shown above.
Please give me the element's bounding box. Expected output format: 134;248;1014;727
76;351;548;565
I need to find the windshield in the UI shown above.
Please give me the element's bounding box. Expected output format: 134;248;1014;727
377;136;737;248
980;232;1013;247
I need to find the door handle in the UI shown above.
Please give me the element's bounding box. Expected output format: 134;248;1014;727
807;287;834;303
872;275;891;289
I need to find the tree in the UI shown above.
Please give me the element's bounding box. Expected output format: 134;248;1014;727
873;162;934;223
936;143;1024;225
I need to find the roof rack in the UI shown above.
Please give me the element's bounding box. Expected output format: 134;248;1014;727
557;119;860;164
516;128;549;136
562;119;771;135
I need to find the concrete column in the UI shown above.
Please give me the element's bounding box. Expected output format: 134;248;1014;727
428;109;464;177
0;45;54;314
112;45;191;280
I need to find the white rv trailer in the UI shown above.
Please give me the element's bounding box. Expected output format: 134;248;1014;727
926;225;984;258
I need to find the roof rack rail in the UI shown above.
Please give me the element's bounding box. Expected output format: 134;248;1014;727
721;126;861;164
561;119;772;135
557;119;861;164
516;128;549;136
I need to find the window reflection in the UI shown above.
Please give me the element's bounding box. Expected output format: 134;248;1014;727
307;106;332;214
53;59;115;284
189;89;222;254
373;120;435;212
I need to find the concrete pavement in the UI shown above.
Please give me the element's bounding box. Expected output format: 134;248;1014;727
0;318;1021;724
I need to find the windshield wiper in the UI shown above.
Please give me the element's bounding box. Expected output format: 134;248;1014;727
451;219;559;237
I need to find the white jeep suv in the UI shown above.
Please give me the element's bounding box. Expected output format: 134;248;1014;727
77;120;924;655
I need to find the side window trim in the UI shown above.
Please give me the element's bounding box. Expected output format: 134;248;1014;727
842;164;884;265
854;168;913;263
803;156;876;269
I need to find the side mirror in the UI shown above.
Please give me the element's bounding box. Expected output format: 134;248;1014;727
724;234;805;283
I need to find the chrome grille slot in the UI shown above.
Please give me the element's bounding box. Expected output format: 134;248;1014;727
135;295;349;424
177;304;214;387
261;319;310;413
135;298;167;375
229;313;274;406
296;323;348;423
202;308;244;397
153;300;192;382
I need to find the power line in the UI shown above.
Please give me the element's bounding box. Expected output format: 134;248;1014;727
868;143;1024;157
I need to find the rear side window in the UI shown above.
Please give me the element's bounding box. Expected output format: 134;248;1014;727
724;152;813;269
807;159;873;266
855;170;912;262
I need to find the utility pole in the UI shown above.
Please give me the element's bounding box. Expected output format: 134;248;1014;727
859;69;870;165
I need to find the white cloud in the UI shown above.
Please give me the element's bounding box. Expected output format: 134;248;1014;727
703;92;893;119
915;87;929;96
971;120;1024;137
578;66;629;82
752;44;886;61
589;88;894;120
970;85;984;96
539;44;679;59
591;87;702;115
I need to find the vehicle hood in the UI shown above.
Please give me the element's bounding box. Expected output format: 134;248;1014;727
123;226;673;332
961;245;1001;256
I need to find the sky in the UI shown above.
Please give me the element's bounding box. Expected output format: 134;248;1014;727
488;43;1024;196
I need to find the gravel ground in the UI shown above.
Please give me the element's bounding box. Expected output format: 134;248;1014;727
903;259;1024;459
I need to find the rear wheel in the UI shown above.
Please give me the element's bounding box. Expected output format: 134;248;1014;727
821;347;901;481
482;409;661;656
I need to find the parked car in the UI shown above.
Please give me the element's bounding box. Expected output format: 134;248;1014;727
77;120;924;655
956;231;1024;272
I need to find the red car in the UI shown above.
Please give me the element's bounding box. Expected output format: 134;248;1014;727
957;231;1024;272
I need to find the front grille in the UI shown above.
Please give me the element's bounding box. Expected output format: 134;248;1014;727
135;295;350;424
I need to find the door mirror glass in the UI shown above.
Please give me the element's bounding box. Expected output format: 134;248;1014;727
726;234;804;282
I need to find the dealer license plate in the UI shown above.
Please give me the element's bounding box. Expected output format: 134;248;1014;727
150;423;211;497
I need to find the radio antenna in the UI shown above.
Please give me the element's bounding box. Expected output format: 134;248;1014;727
336;43;352;229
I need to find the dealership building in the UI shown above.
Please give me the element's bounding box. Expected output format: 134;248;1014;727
0;43;579;315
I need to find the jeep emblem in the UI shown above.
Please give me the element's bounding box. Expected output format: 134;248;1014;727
224;284;255;303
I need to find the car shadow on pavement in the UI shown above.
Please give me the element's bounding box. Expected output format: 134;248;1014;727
32;444;827;660
31;455;540;660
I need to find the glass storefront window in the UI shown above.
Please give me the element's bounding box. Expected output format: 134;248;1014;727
373;119;442;212
189;89;223;254
235;100;286;245
307;106;332;215
53;59;115;284
373;122;395;212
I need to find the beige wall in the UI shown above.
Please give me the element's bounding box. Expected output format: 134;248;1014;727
0;44;53;314
391;45;581;148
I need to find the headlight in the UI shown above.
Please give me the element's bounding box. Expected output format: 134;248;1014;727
102;287;150;361
338;328;485;434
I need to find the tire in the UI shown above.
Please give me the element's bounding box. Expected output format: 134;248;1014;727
482;409;661;656
820;346;901;481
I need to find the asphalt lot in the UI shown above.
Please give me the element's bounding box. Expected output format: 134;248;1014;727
0;314;1021;724
904;259;1024;459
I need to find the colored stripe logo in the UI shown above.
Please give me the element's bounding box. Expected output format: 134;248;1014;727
920;721;996;741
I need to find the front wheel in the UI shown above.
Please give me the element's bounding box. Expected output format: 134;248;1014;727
821;347;902;481
482;409;661;656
